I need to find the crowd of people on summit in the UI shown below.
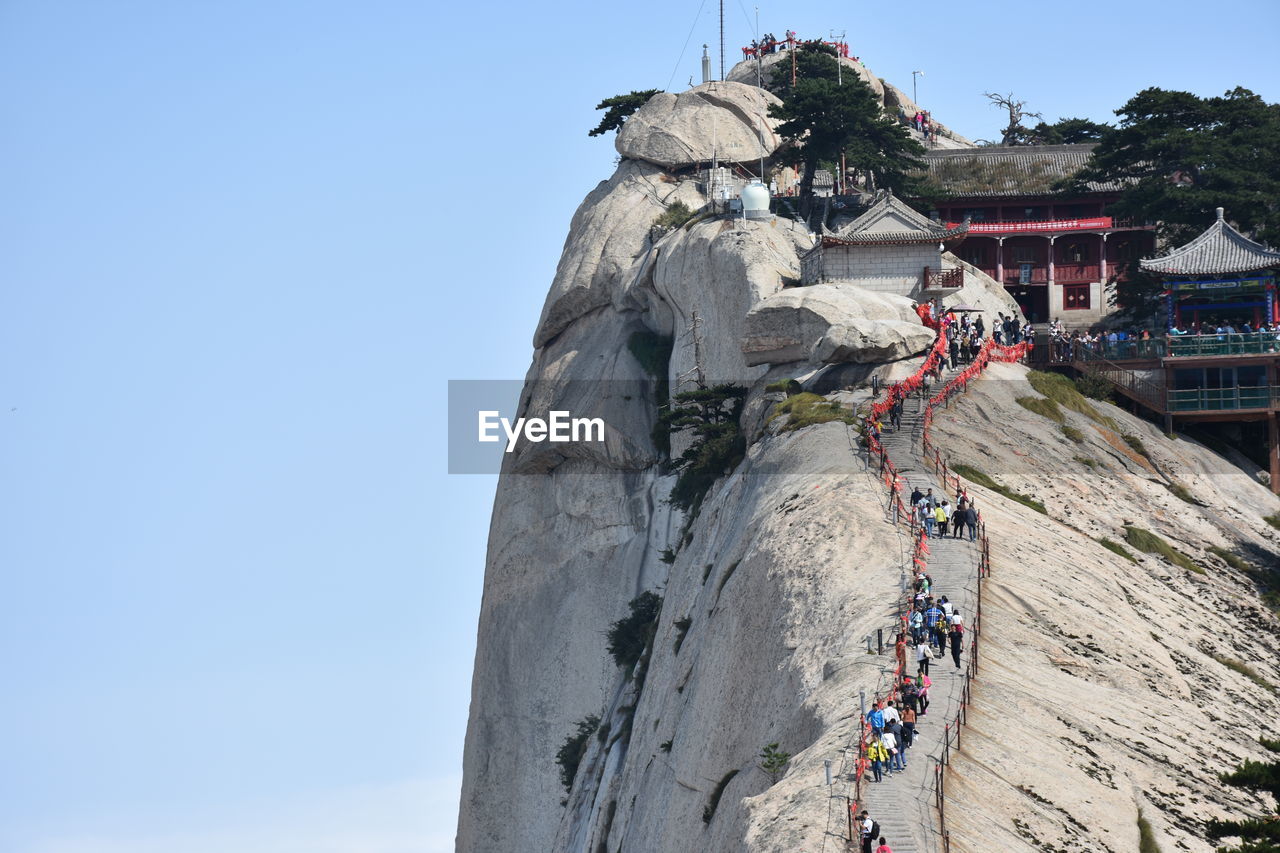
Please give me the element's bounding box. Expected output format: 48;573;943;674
1048;316;1280;361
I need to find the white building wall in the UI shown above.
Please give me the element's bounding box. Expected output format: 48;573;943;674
819;244;939;297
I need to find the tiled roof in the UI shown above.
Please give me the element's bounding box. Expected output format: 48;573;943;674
821;190;968;246
1140;209;1280;276
918;144;1128;197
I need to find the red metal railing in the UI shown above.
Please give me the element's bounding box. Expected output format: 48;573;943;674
854;332;1028;850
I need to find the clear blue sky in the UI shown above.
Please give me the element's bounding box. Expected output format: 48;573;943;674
1;2;1275;851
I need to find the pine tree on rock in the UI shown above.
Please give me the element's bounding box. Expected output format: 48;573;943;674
767;43;924;219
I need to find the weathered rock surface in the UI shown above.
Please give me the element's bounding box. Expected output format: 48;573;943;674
932;362;1280;853
534;160;705;348
616;82;783;171
642;217;812;385
727;52;885;102
741;284;934;365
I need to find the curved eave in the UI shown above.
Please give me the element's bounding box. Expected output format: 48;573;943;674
821;226;968;248
1139;260;1280;277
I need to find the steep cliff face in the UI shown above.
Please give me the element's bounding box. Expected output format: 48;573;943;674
458;70;949;851
457;75;1280;853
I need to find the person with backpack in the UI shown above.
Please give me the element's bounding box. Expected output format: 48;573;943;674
884;722;905;771
935;611;951;657
859;812;876;853
915;639;932;676
880;728;900;773
917;673;932;715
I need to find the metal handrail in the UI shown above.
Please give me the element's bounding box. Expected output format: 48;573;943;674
1074;354;1168;413
1167;385;1279;412
1167;331;1280;358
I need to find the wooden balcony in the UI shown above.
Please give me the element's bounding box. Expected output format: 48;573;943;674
1054;263;1100;283
923;266;964;289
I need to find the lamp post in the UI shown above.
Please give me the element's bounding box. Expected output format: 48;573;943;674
831;29;845;194
912;70;924;105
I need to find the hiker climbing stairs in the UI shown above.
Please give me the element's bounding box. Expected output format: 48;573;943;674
851;333;1028;853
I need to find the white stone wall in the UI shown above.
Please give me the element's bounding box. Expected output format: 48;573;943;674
818;243;938;296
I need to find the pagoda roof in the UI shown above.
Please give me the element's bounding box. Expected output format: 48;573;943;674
821;190;968;246
918;143;1128;198
1140;208;1280;277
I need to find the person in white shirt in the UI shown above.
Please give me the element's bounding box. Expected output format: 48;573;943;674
881;730;901;772
882;702;900;726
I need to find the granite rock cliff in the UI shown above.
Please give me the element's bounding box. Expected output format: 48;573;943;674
457;71;1280;853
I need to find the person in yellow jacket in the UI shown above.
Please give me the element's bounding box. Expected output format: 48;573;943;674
866;737;890;783
934;503;949;537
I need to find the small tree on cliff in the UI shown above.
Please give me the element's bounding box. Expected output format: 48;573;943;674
657;384;747;515
588;89;660;137
768;43;924;218
1205;737;1280;852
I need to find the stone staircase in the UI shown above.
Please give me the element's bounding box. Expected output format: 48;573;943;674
858;368;981;853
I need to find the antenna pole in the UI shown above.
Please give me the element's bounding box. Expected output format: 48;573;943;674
719;0;725;80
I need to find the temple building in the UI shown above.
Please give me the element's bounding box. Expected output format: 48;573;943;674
1140;207;1280;330
800;190;968;297
916;144;1156;324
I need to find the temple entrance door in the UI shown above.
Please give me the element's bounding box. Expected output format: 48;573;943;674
1008;286;1050;324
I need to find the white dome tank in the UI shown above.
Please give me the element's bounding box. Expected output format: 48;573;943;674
741;180;771;220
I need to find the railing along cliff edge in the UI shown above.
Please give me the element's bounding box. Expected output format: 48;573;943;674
847;328;1027;852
